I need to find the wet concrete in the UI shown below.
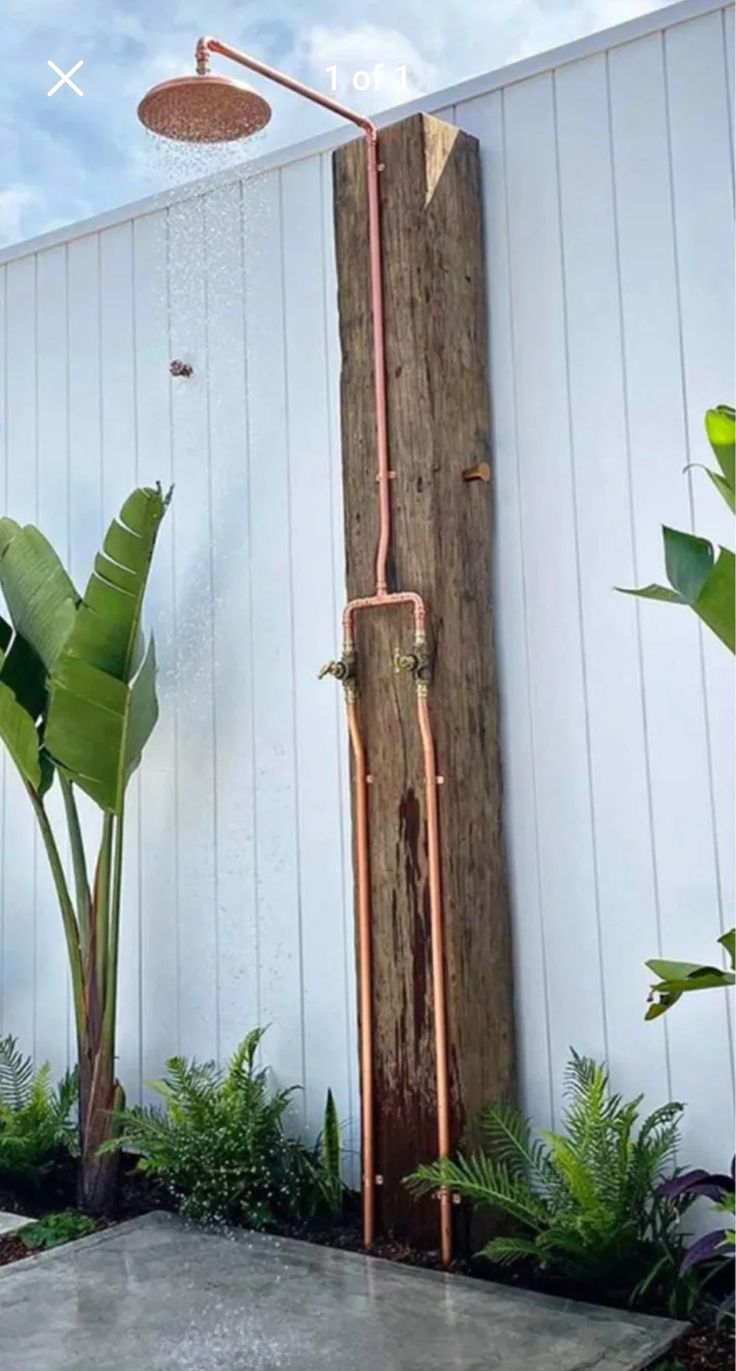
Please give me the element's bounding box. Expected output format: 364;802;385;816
0;1212;684;1370
0;1211;29;1235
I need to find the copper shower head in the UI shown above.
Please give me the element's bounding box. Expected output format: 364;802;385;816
138;72;272;143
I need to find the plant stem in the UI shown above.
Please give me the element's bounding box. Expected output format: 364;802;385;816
103;805;125;1050
59;775;91;953
94;814;114;994
27;784;85;1039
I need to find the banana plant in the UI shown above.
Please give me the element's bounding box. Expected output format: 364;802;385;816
0;485;170;1212
618;405;735;653
618;406;735;1020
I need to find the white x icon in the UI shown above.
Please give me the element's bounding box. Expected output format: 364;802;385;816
47;60;84;97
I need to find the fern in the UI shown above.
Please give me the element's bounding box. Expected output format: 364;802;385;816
405;1051;692;1310
0;1036;33;1112
101;1028;320;1229
0;1038;78;1189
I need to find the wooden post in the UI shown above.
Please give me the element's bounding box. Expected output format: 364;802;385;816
333;112;516;1247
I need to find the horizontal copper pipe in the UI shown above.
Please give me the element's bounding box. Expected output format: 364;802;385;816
343;591;426;648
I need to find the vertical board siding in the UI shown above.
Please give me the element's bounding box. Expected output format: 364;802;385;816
0;4;732;1165
504;69;608;1110
35;245;72;1074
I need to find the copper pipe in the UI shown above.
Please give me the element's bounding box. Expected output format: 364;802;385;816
346;697;375;1247
196;36;393;593
192;35;448;1261
343;591;425;646
416;689;452;1266
344;596;452;1264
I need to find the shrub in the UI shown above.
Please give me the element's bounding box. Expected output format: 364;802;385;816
19;1210;95;1251
662;1161;735;1318
406;1051;695;1310
0;1036;78;1189
101;1028;320;1229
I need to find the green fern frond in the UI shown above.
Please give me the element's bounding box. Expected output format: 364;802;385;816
481;1104;554;1189
0;1035;33;1111
481;1235;541;1266
407;1153;548;1231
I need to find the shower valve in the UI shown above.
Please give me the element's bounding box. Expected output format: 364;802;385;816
394;647;432;685
318;655;355;684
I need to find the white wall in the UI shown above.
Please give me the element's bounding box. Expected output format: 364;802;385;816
0;0;733;1171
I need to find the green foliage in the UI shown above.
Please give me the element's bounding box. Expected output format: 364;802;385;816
0;485;170;1212
44;485;171;814
406;1052;694;1310
101;1029;318;1229
618;405;735;652
19;1210;95;1251
646;929;736;1020
0;1036;78;1188
316;1089;344;1215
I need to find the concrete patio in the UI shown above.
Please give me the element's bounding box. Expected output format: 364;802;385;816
0;1212;683;1370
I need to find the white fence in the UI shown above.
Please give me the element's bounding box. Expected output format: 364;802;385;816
0;0;733;1170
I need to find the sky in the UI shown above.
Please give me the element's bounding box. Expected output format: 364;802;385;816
1;0;671;248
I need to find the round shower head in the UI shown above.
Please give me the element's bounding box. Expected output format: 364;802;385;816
138;73;272;143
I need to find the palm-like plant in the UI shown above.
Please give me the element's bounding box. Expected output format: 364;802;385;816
406;1052;690;1305
0;486;170;1211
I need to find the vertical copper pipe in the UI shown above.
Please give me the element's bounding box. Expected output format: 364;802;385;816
416;689;452;1266
346;696;375;1247
194;37;448;1260
364;131;391;597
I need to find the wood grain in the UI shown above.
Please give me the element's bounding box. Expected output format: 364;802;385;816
333;112;516;1246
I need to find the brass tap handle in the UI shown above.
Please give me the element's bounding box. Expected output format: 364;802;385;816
394;650;418;675
395;646;432;685
318;659;346;681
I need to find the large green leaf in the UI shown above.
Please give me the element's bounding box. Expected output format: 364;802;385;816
0;614;48;793
618;583;685;605
705;405;735;505
45;637;159;813
63;486;170;684
0;682;42;789
0;520;77;670
694;546;735;652
44;486;170;814
622;528;734;654
662;526;713;603
645;932;736;1019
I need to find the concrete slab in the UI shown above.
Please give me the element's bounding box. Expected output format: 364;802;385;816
0;1211;30;1236
0;1212;683;1371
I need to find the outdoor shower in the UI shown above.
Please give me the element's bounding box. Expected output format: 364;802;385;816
139;37;453;1265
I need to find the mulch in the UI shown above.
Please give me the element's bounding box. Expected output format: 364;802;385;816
659;1321;735;1370
0;1234;28;1268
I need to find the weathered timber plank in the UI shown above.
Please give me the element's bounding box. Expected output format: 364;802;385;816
333;112;515;1246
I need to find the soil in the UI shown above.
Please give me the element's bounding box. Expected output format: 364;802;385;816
658;1321;736;1371
0;1234;28;1268
0;1172;732;1369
